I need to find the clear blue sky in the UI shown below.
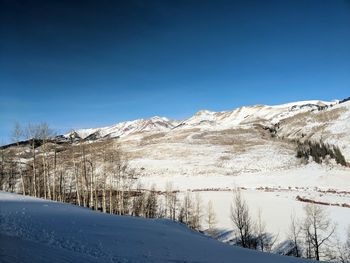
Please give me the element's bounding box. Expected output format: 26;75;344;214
1;0;349;144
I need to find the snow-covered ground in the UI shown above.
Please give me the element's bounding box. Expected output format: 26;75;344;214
138;163;350;191
0;191;311;263
139;163;350;241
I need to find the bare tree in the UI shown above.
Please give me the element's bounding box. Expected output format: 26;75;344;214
170;189;178;221
87;151;95;209
38;123;53;199
11;122;22;143
99;141;134;215
255;209;277;252
101;150;108;213
132;183;145;217
288;212;302;257
57;149;67;203
11;122;25;195
338;227;350;263
165;183;178;221
25;123;39;197
100;141;119;213
191;193;202;230
164;181;173;218
181;191;194;227
256;209;267;251
52;148;57;201
206;200;217;232
230;189;253;248
145;185;158;218
25;122;54;199
72;146;81;206
2;149;17;192
303;204;336;261
81;145;88;207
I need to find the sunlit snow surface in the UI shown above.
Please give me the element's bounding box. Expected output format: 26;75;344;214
139;163;350;242
0;192;311;263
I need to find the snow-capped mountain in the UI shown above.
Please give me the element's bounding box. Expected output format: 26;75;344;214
65;100;335;140
66;116;178;140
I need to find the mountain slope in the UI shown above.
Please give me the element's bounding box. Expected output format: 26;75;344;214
176;100;332;130
0;191;311;263
277;100;350;159
66;116;177;140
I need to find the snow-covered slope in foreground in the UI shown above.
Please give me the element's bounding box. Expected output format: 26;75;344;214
0;192;310;263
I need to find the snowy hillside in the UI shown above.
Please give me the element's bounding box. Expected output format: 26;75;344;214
0;192;310;263
176;100;333;130
277;100;350;159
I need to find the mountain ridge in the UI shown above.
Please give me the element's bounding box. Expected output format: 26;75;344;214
65;99;337;141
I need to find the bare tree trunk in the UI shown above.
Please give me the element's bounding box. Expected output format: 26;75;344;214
90;165;94;209
102;187;106;213
289;213;301;257
172;192;177;220
59;170;63;202
101;172;107;213
206;200;217;230
82;174;87;207
0;150;5;191
94;186;98;211
82;146;88;207
121;177;125;215
32;140;37;197
12;123;25;196
73;149;81;206
53;149;57;201
46;153;51;200
20;167;25;195
43;154;47;199
16;144;25;196
115;166;120;215
109;182;113;214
